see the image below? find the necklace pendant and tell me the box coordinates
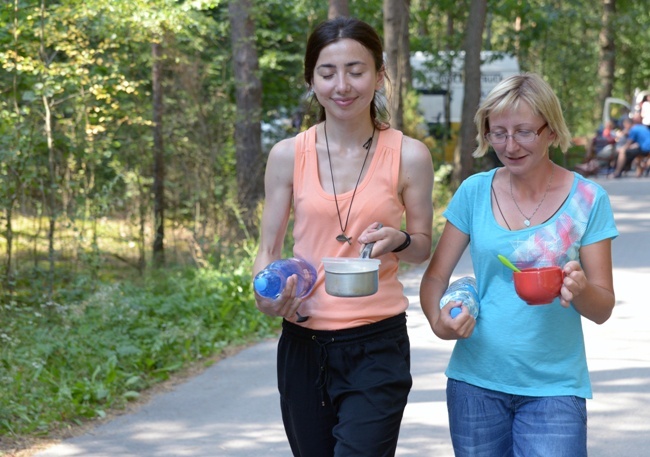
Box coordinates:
[336,233,352,244]
[524,219,531,227]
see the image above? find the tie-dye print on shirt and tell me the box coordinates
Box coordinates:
[510,180,598,270]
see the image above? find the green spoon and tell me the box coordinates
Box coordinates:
[498,254,521,273]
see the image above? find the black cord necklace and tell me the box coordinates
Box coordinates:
[324,122,375,244]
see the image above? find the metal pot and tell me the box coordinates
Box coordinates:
[322,239,381,297]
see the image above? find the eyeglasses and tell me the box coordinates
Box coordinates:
[485,123,548,145]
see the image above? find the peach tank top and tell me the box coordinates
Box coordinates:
[292,125,408,330]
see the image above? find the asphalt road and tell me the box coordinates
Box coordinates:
[34,177,650,457]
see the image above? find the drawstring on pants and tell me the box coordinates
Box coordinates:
[313,335,334,406]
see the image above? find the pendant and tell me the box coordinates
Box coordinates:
[336,233,352,244]
[524,219,531,227]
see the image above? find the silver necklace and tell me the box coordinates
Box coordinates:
[324,122,375,244]
[509,164,554,227]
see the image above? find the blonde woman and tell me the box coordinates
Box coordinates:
[420,73,617,457]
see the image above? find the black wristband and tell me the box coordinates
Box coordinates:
[392,230,411,253]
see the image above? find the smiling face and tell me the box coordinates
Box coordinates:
[487,101,555,173]
[473,73,572,157]
[311,38,384,122]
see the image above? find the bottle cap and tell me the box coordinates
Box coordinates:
[254,277,268,293]
[450,307,462,319]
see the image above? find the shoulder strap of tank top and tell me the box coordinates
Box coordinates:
[293,125,317,192]
[379,127,403,151]
[294,126,318,157]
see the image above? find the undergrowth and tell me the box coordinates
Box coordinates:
[0,245,279,438]
[0,170,452,447]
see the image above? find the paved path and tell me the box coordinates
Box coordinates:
[35,178,650,457]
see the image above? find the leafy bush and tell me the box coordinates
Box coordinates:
[432,163,454,240]
[0,249,279,436]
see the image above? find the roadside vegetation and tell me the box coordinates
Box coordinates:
[0,179,450,454]
[0,235,276,437]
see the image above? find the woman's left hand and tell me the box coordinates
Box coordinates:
[559,260,587,308]
[357,223,403,257]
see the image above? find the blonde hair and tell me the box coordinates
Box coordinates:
[473,72,572,157]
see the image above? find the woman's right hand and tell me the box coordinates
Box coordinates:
[434,300,476,339]
[254,274,306,322]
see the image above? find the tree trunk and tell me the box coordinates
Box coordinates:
[40,0,56,301]
[383,0,411,131]
[152,40,165,267]
[3,206,15,294]
[400,0,412,89]
[229,0,264,234]
[4,0,20,294]
[597,0,616,126]
[454,0,487,187]
[444,13,454,142]
[43,92,56,301]
[137,175,146,275]
[328,0,349,18]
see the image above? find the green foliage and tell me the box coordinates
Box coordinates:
[254,0,316,120]
[0,245,279,436]
[612,0,650,97]
[432,163,453,241]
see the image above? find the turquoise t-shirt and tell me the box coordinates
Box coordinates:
[443,169,618,398]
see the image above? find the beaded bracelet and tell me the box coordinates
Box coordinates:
[392,230,411,253]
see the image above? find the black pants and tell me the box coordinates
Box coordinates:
[622,147,649,172]
[277,313,412,457]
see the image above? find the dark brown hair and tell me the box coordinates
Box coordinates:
[303,17,389,127]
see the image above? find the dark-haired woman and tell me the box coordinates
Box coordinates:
[252,17,434,457]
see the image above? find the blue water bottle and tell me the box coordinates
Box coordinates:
[254,258,317,299]
[439,276,479,319]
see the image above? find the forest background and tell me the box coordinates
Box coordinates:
[1,0,649,453]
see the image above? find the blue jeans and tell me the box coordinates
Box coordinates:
[446,379,587,457]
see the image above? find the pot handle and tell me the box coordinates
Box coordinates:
[360,223,383,259]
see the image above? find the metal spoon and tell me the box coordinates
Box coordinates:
[498,254,521,273]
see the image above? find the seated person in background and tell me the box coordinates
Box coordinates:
[640,95,650,129]
[613,114,650,178]
[593,120,619,162]
[575,120,621,176]
[632,153,650,177]
[602,120,617,140]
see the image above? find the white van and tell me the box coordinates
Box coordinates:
[411,51,520,126]
[602,89,649,127]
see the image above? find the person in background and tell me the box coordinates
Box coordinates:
[639,94,650,129]
[593,119,623,166]
[575,120,619,177]
[420,73,618,457]
[253,17,434,457]
[612,114,650,178]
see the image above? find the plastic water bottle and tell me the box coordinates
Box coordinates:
[254,258,317,299]
[439,276,479,319]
